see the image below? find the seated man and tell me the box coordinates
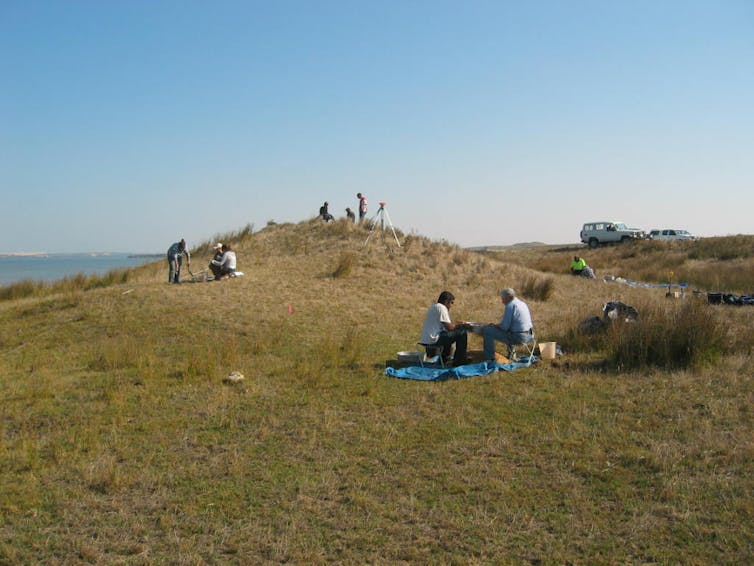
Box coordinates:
[570,256,586,275]
[210,244,237,280]
[482,288,534,361]
[419,291,470,366]
[319,201,334,222]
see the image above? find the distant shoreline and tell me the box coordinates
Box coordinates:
[0,251,48,257]
[0,252,161,258]
[0,253,160,286]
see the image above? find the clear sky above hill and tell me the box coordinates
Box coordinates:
[1,1,752,253]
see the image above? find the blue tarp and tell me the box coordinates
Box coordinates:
[385,358,538,381]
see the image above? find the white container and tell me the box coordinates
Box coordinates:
[539,342,556,360]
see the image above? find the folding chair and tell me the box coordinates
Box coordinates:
[417,342,445,368]
[508,335,537,366]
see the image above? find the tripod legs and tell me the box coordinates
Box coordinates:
[364,207,401,247]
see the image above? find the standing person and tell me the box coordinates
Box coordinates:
[345,207,356,223]
[482,288,534,361]
[356,192,368,223]
[419,291,471,366]
[166,238,191,284]
[210,244,237,281]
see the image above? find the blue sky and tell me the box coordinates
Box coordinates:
[1,1,752,253]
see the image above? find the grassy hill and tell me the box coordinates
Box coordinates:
[1,221,752,563]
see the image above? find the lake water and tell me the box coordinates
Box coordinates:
[0,253,162,285]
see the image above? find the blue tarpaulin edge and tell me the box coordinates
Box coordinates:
[385,358,538,381]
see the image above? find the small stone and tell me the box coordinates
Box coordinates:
[225,371,244,383]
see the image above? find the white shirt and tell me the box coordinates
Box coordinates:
[212,251,236,270]
[420,302,451,344]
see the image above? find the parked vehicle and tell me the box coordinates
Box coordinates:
[580,221,646,248]
[648,229,696,241]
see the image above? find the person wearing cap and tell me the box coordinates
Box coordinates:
[482,288,534,361]
[419,290,472,366]
[210,244,237,281]
[166,238,191,284]
[208,243,224,279]
[345,207,356,223]
[356,192,367,222]
[319,201,334,222]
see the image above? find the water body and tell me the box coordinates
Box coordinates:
[0,253,162,285]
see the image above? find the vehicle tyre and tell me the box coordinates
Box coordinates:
[588,238,599,249]
[621,236,631,243]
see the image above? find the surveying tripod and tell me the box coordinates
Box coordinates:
[364,202,401,247]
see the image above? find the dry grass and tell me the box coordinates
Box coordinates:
[491,236,754,294]
[0,222,752,564]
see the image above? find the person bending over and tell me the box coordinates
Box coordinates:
[210,244,237,280]
[419,291,471,366]
[482,288,534,361]
[166,238,191,284]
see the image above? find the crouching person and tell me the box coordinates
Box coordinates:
[210,244,237,280]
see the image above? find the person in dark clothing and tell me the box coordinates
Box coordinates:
[319,201,334,222]
[166,238,190,284]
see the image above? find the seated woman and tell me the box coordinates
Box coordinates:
[210,244,237,280]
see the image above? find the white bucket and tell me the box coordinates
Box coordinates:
[539,342,556,360]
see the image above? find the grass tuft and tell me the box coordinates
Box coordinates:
[607,301,724,371]
[519,274,555,302]
[332,252,356,278]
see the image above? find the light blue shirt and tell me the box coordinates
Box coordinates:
[500,297,533,333]
[167,242,190,261]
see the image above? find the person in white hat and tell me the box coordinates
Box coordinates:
[208,243,224,279]
[211,244,237,281]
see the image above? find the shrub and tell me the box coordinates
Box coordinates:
[0,279,45,302]
[689,235,754,261]
[332,252,356,278]
[606,301,724,371]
